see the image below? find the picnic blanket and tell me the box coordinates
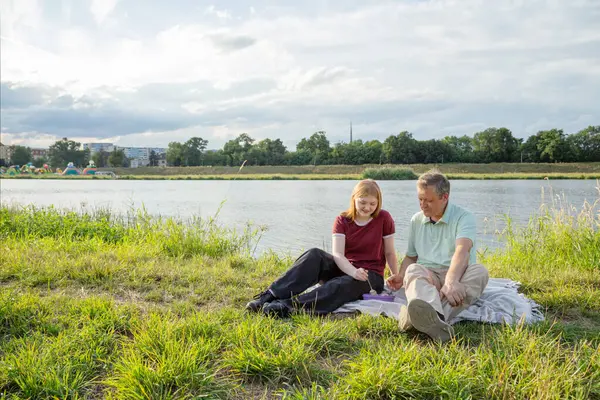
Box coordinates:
[332,278,545,325]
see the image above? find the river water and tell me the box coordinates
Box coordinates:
[1,179,598,256]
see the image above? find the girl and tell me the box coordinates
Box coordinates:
[246,179,400,318]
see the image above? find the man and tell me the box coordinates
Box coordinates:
[387,170,489,342]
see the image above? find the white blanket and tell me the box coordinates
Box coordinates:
[332,278,545,325]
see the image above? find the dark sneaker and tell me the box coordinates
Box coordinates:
[245,290,276,312]
[262,301,291,319]
[407,299,454,342]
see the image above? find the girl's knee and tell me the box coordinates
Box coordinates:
[306,248,326,258]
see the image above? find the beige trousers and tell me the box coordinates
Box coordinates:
[401,263,489,327]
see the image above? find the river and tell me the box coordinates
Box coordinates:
[1,179,597,256]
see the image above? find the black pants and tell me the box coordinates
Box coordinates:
[269,248,384,315]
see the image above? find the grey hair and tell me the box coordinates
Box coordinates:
[417,169,450,197]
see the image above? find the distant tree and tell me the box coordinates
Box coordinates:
[284,150,313,165]
[472,127,520,162]
[296,131,331,165]
[157,125,600,167]
[254,138,287,165]
[536,129,571,162]
[223,138,243,166]
[148,150,158,167]
[91,150,110,168]
[166,142,185,166]
[331,140,378,165]
[364,140,384,164]
[414,139,452,164]
[223,133,255,166]
[183,137,209,166]
[36,156,50,167]
[567,125,600,162]
[48,137,89,167]
[382,131,419,164]
[9,145,32,165]
[520,134,541,162]
[108,149,128,167]
[202,149,228,166]
[442,135,475,163]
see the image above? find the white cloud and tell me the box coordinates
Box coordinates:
[0,0,41,38]
[204,5,232,20]
[90,0,119,25]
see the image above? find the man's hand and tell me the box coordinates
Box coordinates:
[353,268,369,281]
[386,274,403,291]
[440,281,467,307]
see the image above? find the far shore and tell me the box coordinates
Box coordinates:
[2,162,600,180]
[3,173,600,180]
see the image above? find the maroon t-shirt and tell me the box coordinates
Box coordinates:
[332,209,396,276]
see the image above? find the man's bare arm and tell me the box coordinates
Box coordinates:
[440,238,472,306]
[400,255,418,277]
[445,238,472,283]
[386,255,418,290]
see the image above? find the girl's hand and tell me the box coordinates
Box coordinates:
[353,268,369,281]
[386,274,403,290]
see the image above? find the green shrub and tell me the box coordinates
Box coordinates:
[361,167,418,180]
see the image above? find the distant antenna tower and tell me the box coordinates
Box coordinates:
[350,121,353,143]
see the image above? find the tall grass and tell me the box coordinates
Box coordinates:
[100,162,600,177]
[0,204,263,259]
[0,186,599,398]
[361,167,418,180]
[483,184,600,317]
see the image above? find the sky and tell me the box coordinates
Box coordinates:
[1,0,599,151]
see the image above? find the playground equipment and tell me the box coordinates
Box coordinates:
[6,165,20,175]
[35,164,52,174]
[61,162,81,175]
[82,160,97,175]
[0,163,54,176]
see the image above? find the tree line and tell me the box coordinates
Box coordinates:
[167,126,599,166]
[3,126,599,168]
[3,138,128,168]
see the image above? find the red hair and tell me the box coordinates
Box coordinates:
[341,179,382,221]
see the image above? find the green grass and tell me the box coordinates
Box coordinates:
[0,188,599,399]
[4,172,600,181]
[3,162,600,180]
[361,167,418,180]
[103,162,600,176]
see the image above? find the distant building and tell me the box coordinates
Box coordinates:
[118,147,148,160]
[115,146,167,167]
[31,148,48,160]
[0,142,9,163]
[83,142,115,154]
[148,147,167,155]
[157,153,167,167]
[117,147,148,166]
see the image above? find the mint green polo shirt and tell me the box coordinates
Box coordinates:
[405,202,477,269]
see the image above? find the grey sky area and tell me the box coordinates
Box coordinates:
[1,0,599,149]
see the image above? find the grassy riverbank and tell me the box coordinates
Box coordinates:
[3,172,600,181]
[105,162,600,176]
[2,163,600,180]
[1,192,599,398]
